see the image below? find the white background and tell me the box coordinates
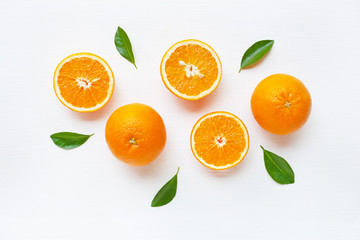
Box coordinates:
[1,0,360,239]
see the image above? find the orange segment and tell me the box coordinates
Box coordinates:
[53,53,114,112]
[190,112,250,170]
[160,39,222,100]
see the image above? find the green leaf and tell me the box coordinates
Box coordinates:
[261,146,294,184]
[239,40,274,72]
[50,132,94,150]
[114,26,137,69]
[151,167,179,207]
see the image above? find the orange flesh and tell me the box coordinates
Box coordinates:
[193,115,247,167]
[57,57,110,108]
[165,44,218,96]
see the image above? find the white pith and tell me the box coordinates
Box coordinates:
[179,60,204,78]
[161,40,222,100]
[54,53,114,112]
[214,135,226,147]
[191,112,249,170]
[76,78,91,89]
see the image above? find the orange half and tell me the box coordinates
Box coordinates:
[160,39,222,100]
[53,53,114,112]
[190,112,250,170]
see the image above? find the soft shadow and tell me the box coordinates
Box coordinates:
[200,156,250,178]
[261,127,304,147]
[175,80,223,112]
[69,91,120,121]
[122,152,168,178]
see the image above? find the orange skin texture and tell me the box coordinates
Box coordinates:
[105,103,166,166]
[251,74,312,135]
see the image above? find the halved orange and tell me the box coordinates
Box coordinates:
[190,112,250,170]
[53,53,114,112]
[160,39,222,100]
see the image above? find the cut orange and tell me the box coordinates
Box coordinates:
[160,39,222,100]
[190,112,250,170]
[53,53,114,112]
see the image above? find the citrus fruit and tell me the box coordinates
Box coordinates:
[105,103,166,166]
[251,74,312,135]
[53,53,114,112]
[160,39,222,100]
[190,112,249,170]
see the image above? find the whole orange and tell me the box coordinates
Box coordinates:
[105,103,166,166]
[251,74,311,135]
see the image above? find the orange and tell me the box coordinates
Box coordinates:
[53,53,114,112]
[160,39,222,100]
[105,103,166,166]
[251,74,312,135]
[190,112,249,170]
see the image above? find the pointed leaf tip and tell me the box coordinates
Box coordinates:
[114,26,137,69]
[239,39,274,72]
[261,146,295,184]
[151,167,179,207]
[50,132,94,150]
